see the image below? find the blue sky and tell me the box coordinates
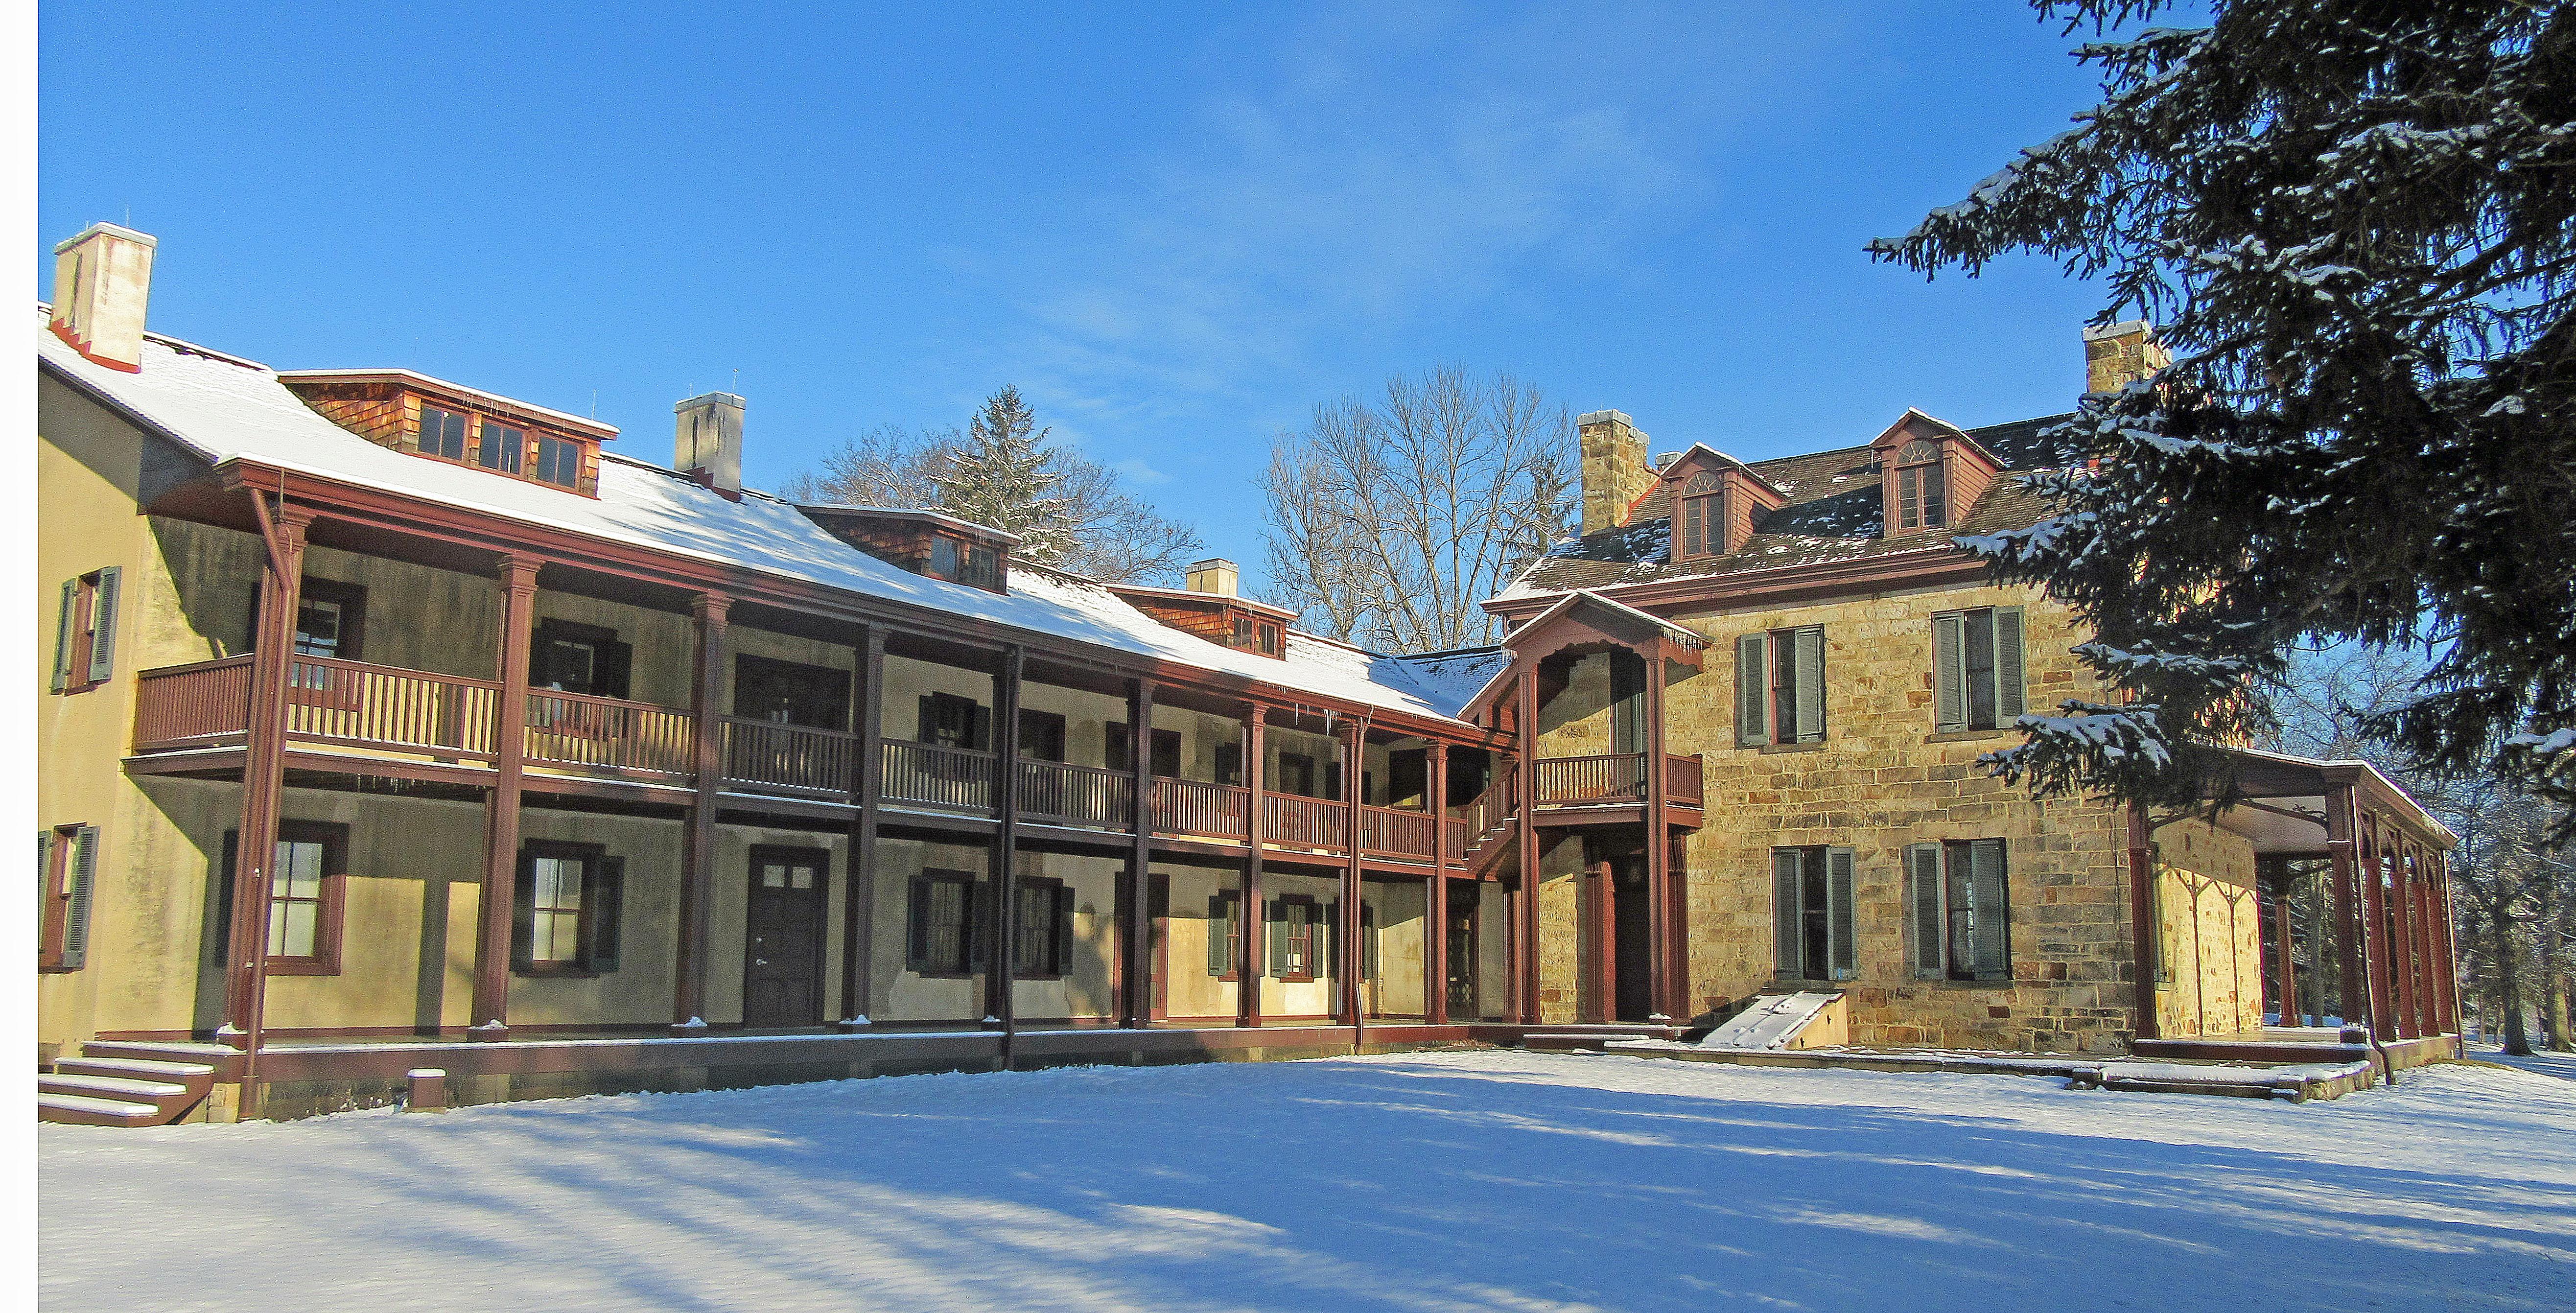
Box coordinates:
[41,3,2138,592]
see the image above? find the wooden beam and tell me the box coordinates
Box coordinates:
[1642,647,1673,1023]
[841,626,885,1029]
[2325,784,2370,1038]
[2125,801,2157,1041]
[470,552,540,1040]
[1342,718,1364,1042]
[1426,743,1449,1027]
[1123,678,1155,1028]
[1239,702,1267,1027]
[672,592,730,1031]
[1515,670,1540,1024]
[222,498,310,1111]
[989,645,1025,1059]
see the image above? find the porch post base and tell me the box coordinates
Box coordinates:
[670,1018,709,1038]
[836,1016,872,1034]
[467,1022,511,1043]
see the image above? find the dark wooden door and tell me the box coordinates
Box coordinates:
[1446,882,1479,1018]
[1148,874,1171,1021]
[743,849,827,1028]
[1614,856,1653,1023]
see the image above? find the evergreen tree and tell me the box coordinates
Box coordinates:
[1870,0,2576,830]
[934,386,1075,562]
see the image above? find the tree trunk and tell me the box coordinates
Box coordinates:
[2492,904,2533,1056]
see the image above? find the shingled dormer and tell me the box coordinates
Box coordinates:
[1869,410,2000,540]
[1109,558,1291,658]
[1653,445,1789,563]
[279,369,616,498]
[799,505,1016,593]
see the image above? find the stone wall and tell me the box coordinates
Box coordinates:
[2152,821,2266,1037]
[1664,580,2141,1054]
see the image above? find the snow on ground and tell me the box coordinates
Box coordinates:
[2467,1041,2576,1084]
[39,1050,2576,1312]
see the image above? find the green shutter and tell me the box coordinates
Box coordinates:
[1321,899,1339,980]
[85,567,120,684]
[584,858,624,971]
[912,876,938,971]
[1737,634,1769,746]
[1206,893,1232,975]
[1267,899,1289,978]
[60,826,98,969]
[510,853,536,972]
[1771,849,1801,978]
[1907,844,1945,979]
[1793,627,1826,743]
[1932,612,1966,732]
[1362,904,1380,981]
[1826,847,1855,980]
[1970,840,2011,981]
[1993,608,2025,722]
[50,580,76,692]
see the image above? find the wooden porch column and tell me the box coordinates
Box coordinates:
[1122,678,1155,1028]
[2324,783,2369,1035]
[1238,702,1267,1027]
[1583,857,1614,1024]
[470,553,541,1039]
[839,626,885,1029]
[2381,820,2417,1040]
[2414,843,2444,1038]
[2433,847,2465,1036]
[2359,814,2396,1038]
[1426,742,1450,1026]
[1342,719,1365,1041]
[2125,801,2158,1041]
[221,498,311,1065]
[988,645,1025,1053]
[672,592,730,1031]
[2270,865,2299,1028]
[1515,669,1541,1025]
[1642,645,1673,1024]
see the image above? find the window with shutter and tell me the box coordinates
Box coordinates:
[1770,849,1800,979]
[1737,634,1769,747]
[61,826,97,970]
[50,580,76,693]
[909,870,977,974]
[1267,899,1292,979]
[1743,627,1826,746]
[1792,628,1826,743]
[86,566,120,684]
[1932,613,1966,732]
[39,825,98,972]
[1206,891,1238,976]
[1361,904,1379,981]
[1013,877,1068,976]
[1931,608,2028,732]
[585,858,625,971]
[1940,839,2011,982]
[1773,845,1853,980]
[1907,844,1945,978]
[1993,608,2025,722]
[1826,848,1856,980]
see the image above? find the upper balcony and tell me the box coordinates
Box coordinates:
[128,653,1533,867]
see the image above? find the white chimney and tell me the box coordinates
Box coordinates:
[1185,558,1240,597]
[675,392,745,500]
[49,223,157,373]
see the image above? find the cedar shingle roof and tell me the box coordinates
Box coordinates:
[1502,414,2078,599]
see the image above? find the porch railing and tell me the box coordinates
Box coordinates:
[132,655,254,750]
[1665,752,1704,807]
[1265,793,1345,849]
[1149,777,1248,841]
[524,689,694,779]
[1360,805,1437,860]
[1020,759,1136,830]
[285,656,497,760]
[1534,752,1648,805]
[721,717,857,798]
[882,740,994,811]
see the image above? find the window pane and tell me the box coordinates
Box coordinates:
[1922,464,1947,527]
[479,422,526,472]
[421,405,468,460]
[1964,609,1997,730]
[281,900,317,957]
[790,867,813,891]
[1897,467,1919,529]
[533,433,580,487]
[762,865,786,889]
[295,599,342,657]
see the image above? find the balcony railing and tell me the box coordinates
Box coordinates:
[127,655,1500,864]
[1530,752,1705,808]
[721,717,857,798]
[881,740,994,812]
[1150,777,1248,841]
[1019,758,1135,830]
[524,689,694,780]
[1665,752,1704,807]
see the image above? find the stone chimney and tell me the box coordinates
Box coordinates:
[1578,409,1656,536]
[48,223,157,373]
[674,392,745,500]
[2083,320,2171,394]
[1185,558,1240,597]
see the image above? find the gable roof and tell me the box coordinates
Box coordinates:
[37,309,1488,725]
[1500,412,2077,602]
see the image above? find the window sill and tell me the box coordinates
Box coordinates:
[513,964,600,979]
[1925,729,2013,745]
[1012,970,1066,982]
[1756,741,1826,755]
[1913,975,2017,989]
[909,968,982,980]
[266,958,342,977]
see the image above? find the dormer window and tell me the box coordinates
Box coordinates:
[1676,472,1725,560]
[1893,439,1947,532]
[420,404,469,461]
[279,371,613,499]
[478,420,527,474]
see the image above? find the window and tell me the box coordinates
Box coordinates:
[50,566,120,694]
[1214,743,1244,788]
[418,403,469,461]
[1205,890,1242,977]
[1893,439,1947,531]
[1932,607,2026,732]
[732,654,850,729]
[1360,903,1380,982]
[1018,709,1068,763]
[1736,626,1825,746]
[476,419,526,474]
[1233,616,1254,646]
[512,843,623,974]
[1908,840,2011,982]
[1013,876,1074,977]
[1268,896,1328,981]
[917,692,989,750]
[1107,723,1182,777]
[532,432,582,488]
[212,822,351,974]
[531,619,630,699]
[1276,752,1317,797]
[907,870,985,975]
[1257,622,1283,657]
[1676,472,1725,560]
[37,824,99,972]
[960,545,1002,591]
[1772,846,1855,981]
[293,580,367,660]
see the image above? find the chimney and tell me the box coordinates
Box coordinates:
[1577,410,1656,536]
[1185,558,1240,597]
[674,392,745,500]
[48,223,157,373]
[2083,320,2171,394]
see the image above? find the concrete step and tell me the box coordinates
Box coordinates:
[38,1094,163,1127]
[56,1057,217,1082]
[42,1073,191,1102]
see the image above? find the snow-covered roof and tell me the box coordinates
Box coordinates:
[38,310,1482,725]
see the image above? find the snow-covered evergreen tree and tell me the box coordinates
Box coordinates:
[1870,0,2575,830]
[933,386,1073,561]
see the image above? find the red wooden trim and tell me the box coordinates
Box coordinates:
[224,498,308,1111]
[472,555,541,1036]
[2126,801,2157,1041]
[1426,743,1450,1026]
[1239,703,1266,1026]
[842,626,886,1025]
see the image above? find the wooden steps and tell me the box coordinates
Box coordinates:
[38,1042,222,1126]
